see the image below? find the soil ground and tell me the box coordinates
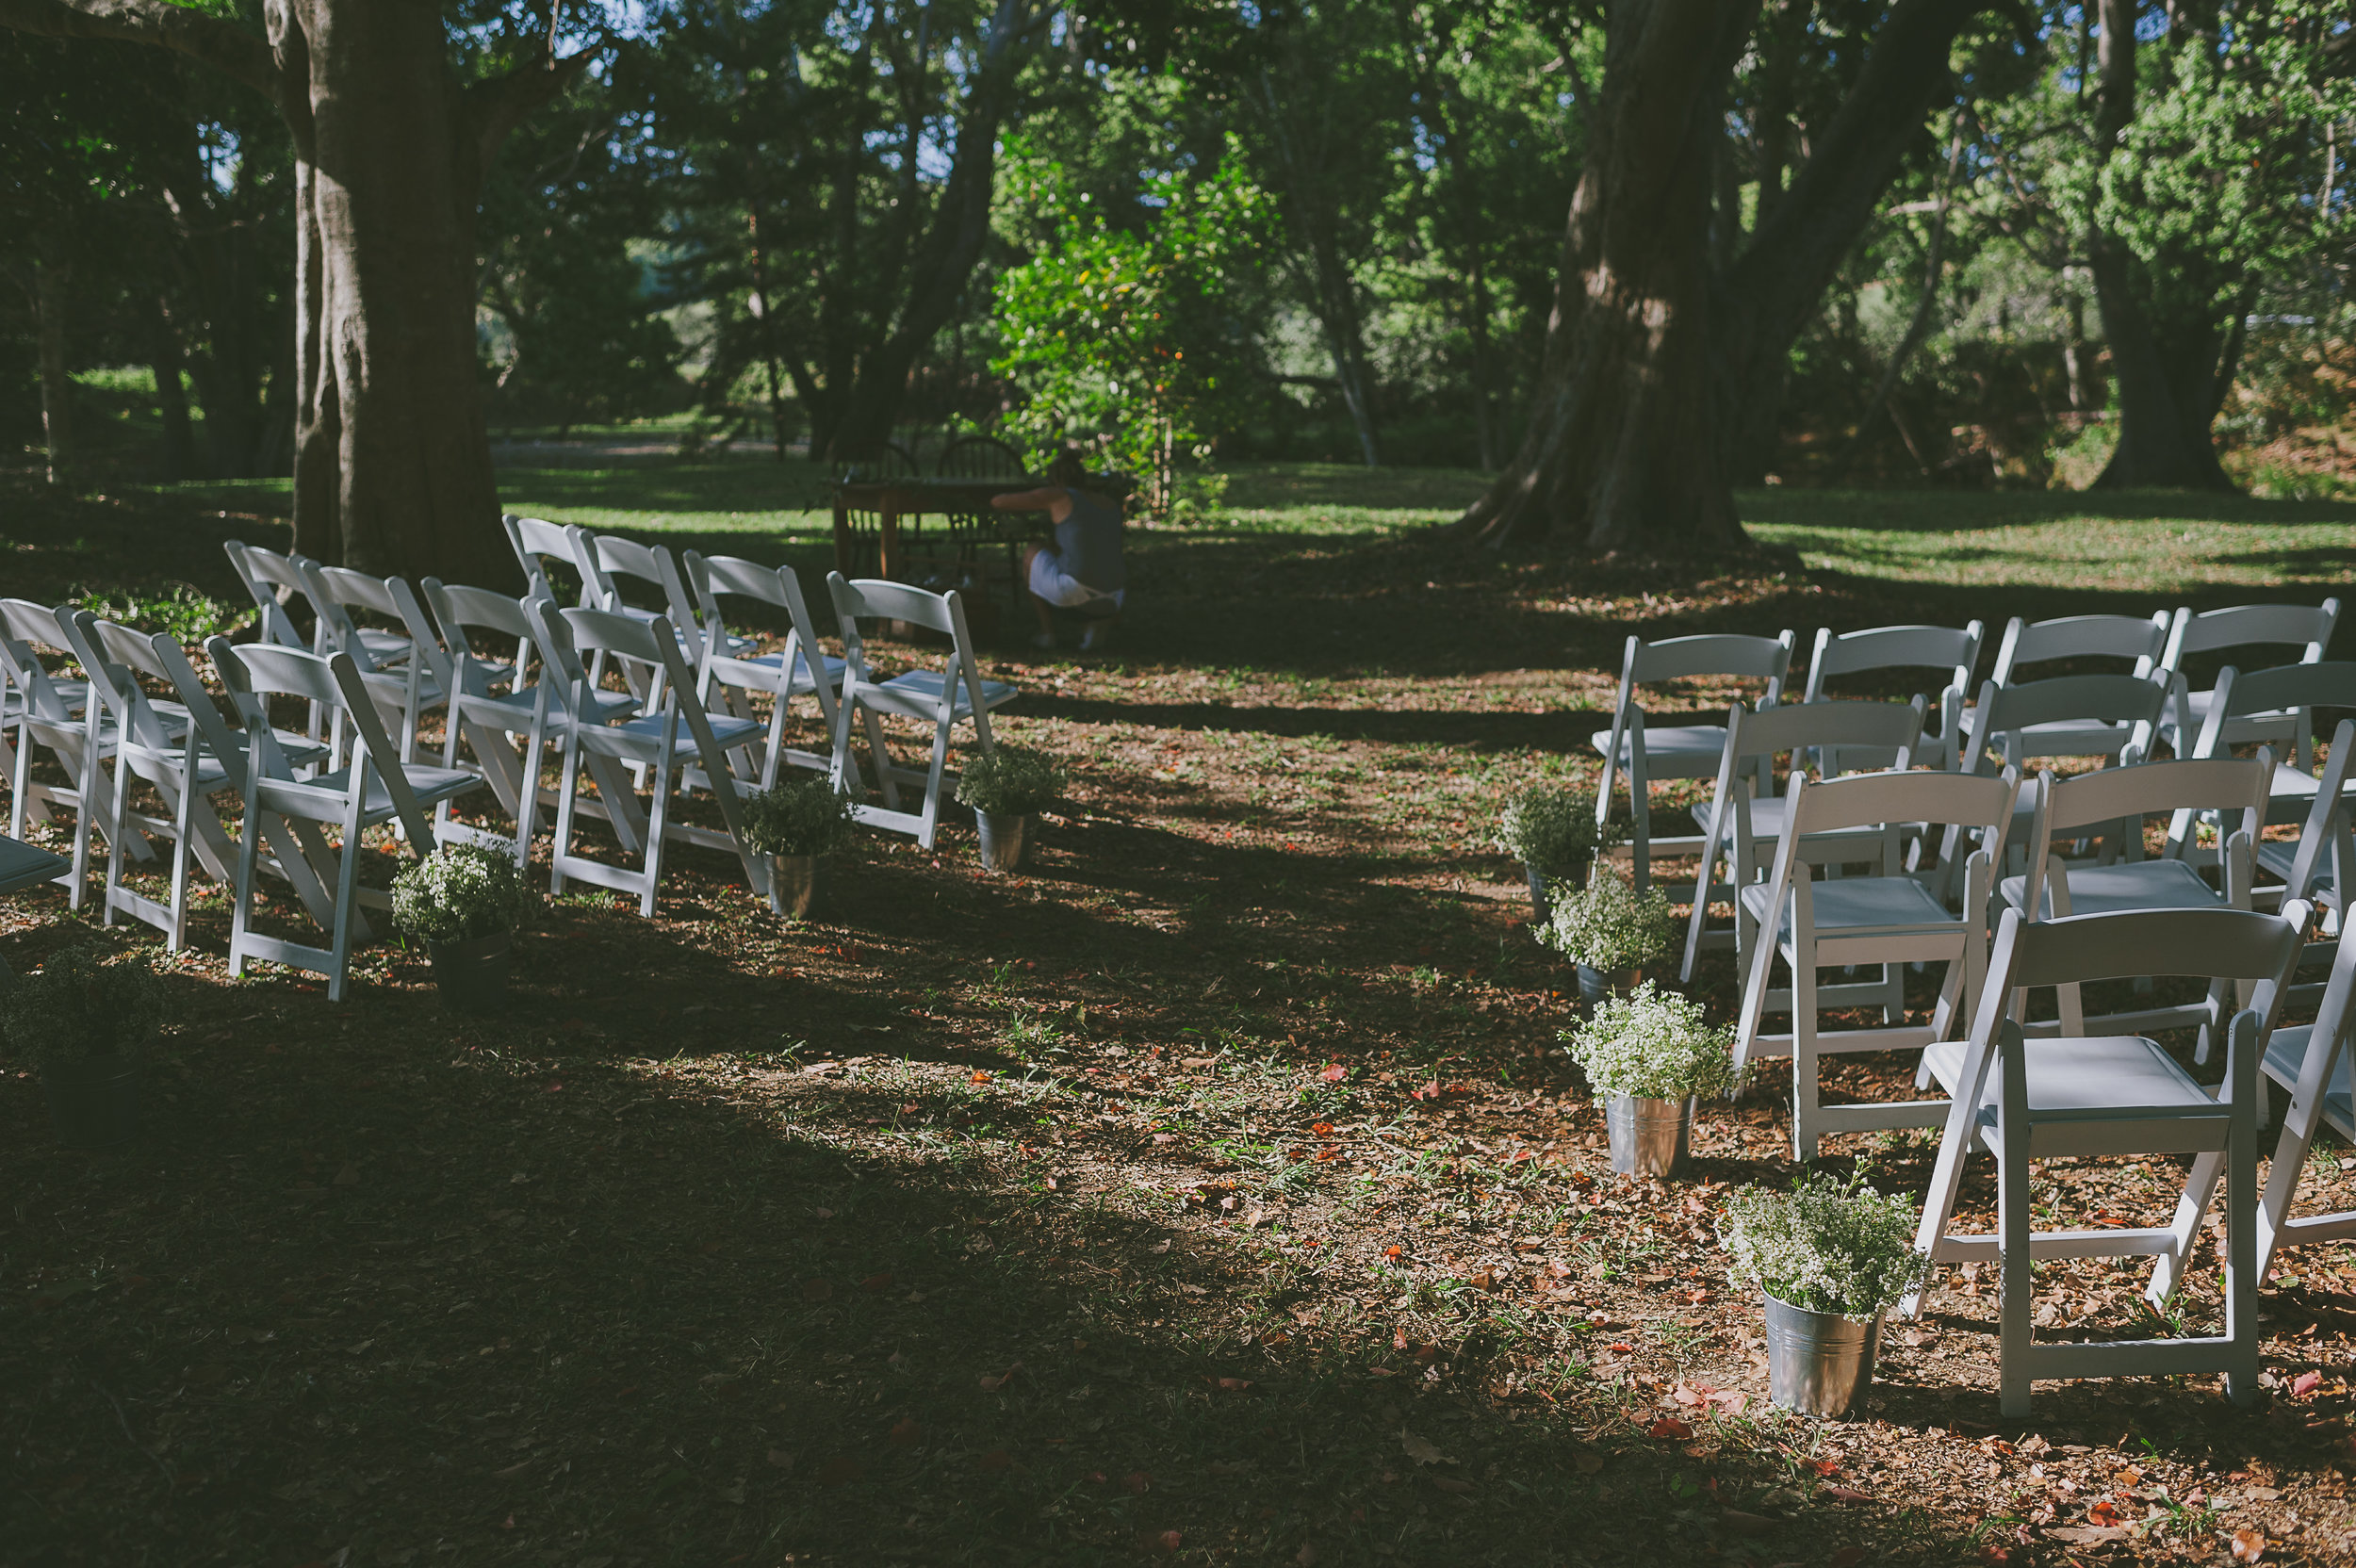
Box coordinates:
[7,466,2356,1567]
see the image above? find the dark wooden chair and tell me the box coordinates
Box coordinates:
[926,434,1032,594]
[834,441,921,579]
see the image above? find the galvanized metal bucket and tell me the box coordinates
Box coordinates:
[976,812,1030,874]
[1525,855,1592,928]
[1762,1294,1882,1418]
[767,854,826,920]
[1578,964,1646,1004]
[1605,1094,1692,1178]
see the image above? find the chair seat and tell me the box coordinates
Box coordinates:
[353,629,413,663]
[1922,1033,2216,1128]
[2013,718,2135,754]
[723,651,849,694]
[304,761,482,819]
[1999,858,2223,919]
[5,680,90,719]
[1741,874,1957,937]
[2254,837,2336,901]
[466,685,637,727]
[2262,1024,2356,1141]
[606,711,764,750]
[0,834,70,894]
[1590,725,1728,776]
[879,670,1019,717]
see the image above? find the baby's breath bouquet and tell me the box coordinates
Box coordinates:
[743,776,859,858]
[1561,982,1740,1102]
[391,844,537,945]
[1494,785,1598,875]
[1719,1170,1928,1318]
[1539,867,1674,972]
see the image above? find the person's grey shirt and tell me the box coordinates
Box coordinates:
[1053,489,1126,595]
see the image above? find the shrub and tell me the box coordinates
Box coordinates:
[1494,785,1599,874]
[1719,1170,1930,1318]
[390,844,537,945]
[956,744,1065,816]
[1539,867,1673,971]
[742,776,859,858]
[1560,982,1739,1102]
[1,944,165,1069]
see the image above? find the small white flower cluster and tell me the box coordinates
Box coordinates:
[1494,784,1597,873]
[1561,982,1740,1102]
[1539,866,1673,971]
[1719,1171,1929,1318]
[391,844,536,945]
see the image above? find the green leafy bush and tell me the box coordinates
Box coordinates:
[391,844,537,944]
[1719,1170,1930,1318]
[1494,784,1599,874]
[742,776,859,858]
[1,944,164,1068]
[1539,867,1673,971]
[956,744,1066,817]
[1560,982,1739,1102]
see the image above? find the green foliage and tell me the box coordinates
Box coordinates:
[76,582,244,645]
[741,776,859,858]
[1493,784,1597,873]
[390,845,538,945]
[1719,1170,1930,1319]
[992,136,1278,519]
[1538,868,1673,972]
[955,744,1065,817]
[1,943,163,1068]
[1560,983,1738,1102]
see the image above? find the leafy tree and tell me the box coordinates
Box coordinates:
[991,134,1276,514]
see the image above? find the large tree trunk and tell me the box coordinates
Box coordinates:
[2086,248,2239,490]
[272,0,506,581]
[32,252,76,488]
[150,297,197,481]
[1458,0,1757,554]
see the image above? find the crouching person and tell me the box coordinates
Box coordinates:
[993,447,1125,651]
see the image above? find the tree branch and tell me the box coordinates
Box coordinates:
[0,0,275,97]
[466,40,610,174]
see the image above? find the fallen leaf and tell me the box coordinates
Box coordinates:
[977,1448,1012,1472]
[815,1456,861,1486]
[1399,1430,1447,1466]
[1829,1549,1867,1568]
[2232,1527,2266,1562]
[1319,1065,1346,1082]
[2292,1370,2323,1398]
[1647,1417,1693,1442]
[1977,1544,2012,1566]
[765,1449,793,1471]
[889,1419,922,1447]
[971,1070,991,1085]
[1149,1530,1182,1556]
[1569,1445,1605,1475]
[1431,1476,1475,1494]
[1148,1239,1171,1254]
[2086,1498,2122,1527]
[1721,1509,1775,1534]
[1122,1470,1151,1494]
[860,1272,893,1294]
[1824,1485,1873,1505]
[1310,1121,1334,1135]
[978,1362,1022,1392]
[1296,1546,1320,1567]
[1210,1377,1254,1393]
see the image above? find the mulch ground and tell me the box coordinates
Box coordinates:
[6,475,2356,1566]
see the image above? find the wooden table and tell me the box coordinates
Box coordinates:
[831,478,1040,583]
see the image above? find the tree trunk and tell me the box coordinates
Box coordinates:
[32,252,76,488]
[150,297,197,481]
[2086,248,2238,490]
[1458,0,1757,554]
[1301,220,1383,468]
[2061,288,2101,413]
[272,0,507,581]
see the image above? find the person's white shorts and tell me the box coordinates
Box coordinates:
[1028,549,1125,612]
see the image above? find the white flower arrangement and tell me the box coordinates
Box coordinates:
[1560,983,1740,1102]
[1539,867,1674,971]
[1494,785,1598,874]
[1719,1170,1930,1318]
[391,844,537,945]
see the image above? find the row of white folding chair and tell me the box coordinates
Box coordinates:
[1909,902,2307,1416]
[685,552,848,792]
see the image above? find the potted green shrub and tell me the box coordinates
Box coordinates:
[1494,784,1599,923]
[955,744,1065,874]
[2,943,164,1148]
[1561,983,1738,1179]
[742,775,859,919]
[1538,866,1675,1002]
[391,843,536,1013]
[1719,1171,1930,1417]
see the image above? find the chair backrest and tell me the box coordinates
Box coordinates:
[1718,695,1926,788]
[1988,904,2305,995]
[2037,755,2272,839]
[1624,631,1796,694]
[504,514,593,606]
[206,638,405,786]
[2194,662,2356,753]
[1782,765,2020,846]
[422,579,540,701]
[827,572,990,724]
[223,539,315,649]
[835,440,920,480]
[2278,718,2356,903]
[685,552,833,692]
[2166,599,2339,668]
[934,434,1030,479]
[557,606,695,694]
[1960,672,2166,772]
[0,598,82,721]
[582,532,703,663]
[1990,612,2172,684]
[1805,622,1984,699]
[69,612,248,772]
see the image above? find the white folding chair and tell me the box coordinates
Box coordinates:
[302,565,453,766]
[574,532,708,703]
[1913,904,2306,1415]
[2004,756,2272,1059]
[1733,767,2018,1160]
[1943,671,2167,900]
[66,612,335,949]
[1591,631,1794,893]
[1980,612,2175,760]
[223,538,316,652]
[206,639,484,1001]
[0,598,139,903]
[827,573,1018,850]
[1679,696,1926,983]
[2252,931,2356,1282]
[544,606,769,916]
[684,552,849,789]
[2160,598,2339,757]
[1802,621,1983,770]
[505,514,595,608]
[2250,717,2356,933]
